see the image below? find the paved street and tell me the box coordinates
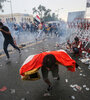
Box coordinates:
[0,31,36,50]
[0,36,90,100]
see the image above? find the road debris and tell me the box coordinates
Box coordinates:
[83,85,86,88]
[85,87,90,91]
[10,89,15,94]
[80,73,82,76]
[88,65,90,70]
[26,91,30,94]
[21,98,26,100]
[65,79,68,83]
[70,84,82,91]
[0,86,7,92]
[71,96,75,99]
[43,92,51,96]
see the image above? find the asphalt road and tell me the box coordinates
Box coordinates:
[0,36,90,100]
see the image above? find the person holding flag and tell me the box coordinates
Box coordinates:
[34,15,45,40]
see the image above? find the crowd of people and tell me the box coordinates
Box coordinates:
[66,23,90,60]
[0,19,90,96]
[4,20,66,38]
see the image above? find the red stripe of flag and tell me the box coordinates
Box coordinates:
[36,15,40,20]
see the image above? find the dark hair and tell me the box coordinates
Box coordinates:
[0,22,3,26]
[73,47,79,54]
[74,36,79,42]
[42,54,56,68]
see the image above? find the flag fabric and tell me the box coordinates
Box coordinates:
[86,0,90,7]
[20,50,76,77]
[34,15,41,24]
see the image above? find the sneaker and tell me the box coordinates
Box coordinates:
[6,58,11,63]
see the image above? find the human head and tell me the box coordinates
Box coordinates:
[73,47,79,54]
[74,36,79,42]
[42,54,56,69]
[0,22,3,28]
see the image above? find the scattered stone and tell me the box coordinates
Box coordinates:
[80,73,82,76]
[21,98,26,100]
[88,65,90,70]
[78,67,81,70]
[10,89,15,94]
[83,85,86,88]
[80,58,90,64]
[73,88,77,91]
[83,74,86,77]
[65,79,68,83]
[26,91,30,94]
[86,87,90,91]
[71,96,75,99]
[43,92,51,96]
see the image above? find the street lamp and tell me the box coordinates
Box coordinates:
[7,0,13,21]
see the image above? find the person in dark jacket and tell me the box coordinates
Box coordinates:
[0,22,21,60]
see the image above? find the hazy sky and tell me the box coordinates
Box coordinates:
[1,0,87,21]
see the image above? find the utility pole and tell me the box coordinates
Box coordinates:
[7,0,13,21]
[10,0,13,20]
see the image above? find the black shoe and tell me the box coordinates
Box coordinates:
[47,85,52,91]
[76,63,79,68]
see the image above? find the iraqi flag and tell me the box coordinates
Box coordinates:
[34,15,41,24]
[20,50,76,81]
[86,0,90,7]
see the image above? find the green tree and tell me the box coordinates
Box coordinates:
[32,5,51,20]
[32,7,38,14]
[32,5,58,22]
[0,0,6,10]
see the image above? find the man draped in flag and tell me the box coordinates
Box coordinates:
[20,50,78,92]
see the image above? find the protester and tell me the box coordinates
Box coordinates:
[71,36,82,56]
[0,22,21,61]
[20,50,78,91]
[67,36,82,56]
[41,54,60,91]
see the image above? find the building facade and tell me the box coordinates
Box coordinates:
[0,13,33,24]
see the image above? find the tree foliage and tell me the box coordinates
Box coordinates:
[32,5,58,22]
[0,0,6,10]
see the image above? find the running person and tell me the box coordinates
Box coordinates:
[0,22,21,60]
